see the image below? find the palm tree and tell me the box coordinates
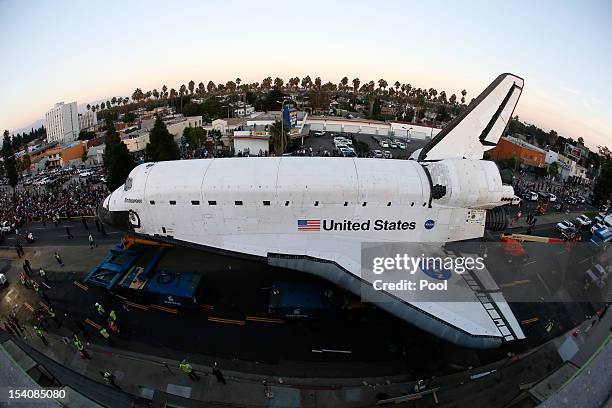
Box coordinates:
[378,79,388,93]
[198,82,205,94]
[111,97,117,106]
[273,77,283,90]
[269,120,289,155]
[188,80,195,94]
[394,81,401,91]
[461,89,467,104]
[340,76,348,91]
[86,104,91,111]
[152,89,159,99]
[123,97,129,106]
[236,78,241,87]
[162,85,168,98]
[352,78,360,93]
[207,81,216,93]
[262,77,272,90]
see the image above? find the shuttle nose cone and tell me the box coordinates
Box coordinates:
[97,198,131,232]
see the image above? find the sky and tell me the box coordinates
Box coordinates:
[0,0,610,150]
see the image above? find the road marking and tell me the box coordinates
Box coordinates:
[149,304,178,314]
[85,318,102,330]
[73,281,88,291]
[523,261,536,267]
[199,304,215,310]
[521,317,539,325]
[537,273,552,295]
[311,348,352,354]
[41,282,51,289]
[500,279,531,288]
[24,302,34,312]
[124,301,149,310]
[246,316,284,324]
[208,316,245,326]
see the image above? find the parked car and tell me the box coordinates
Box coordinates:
[556,220,576,234]
[0,221,13,233]
[0,273,8,289]
[585,264,610,289]
[313,131,325,137]
[548,193,557,202]
[577,196,586,204]
[574,215,592,229]
[511,196,522,206]
[372,150,383,158]
[565,196,577,205]
[383,150,392,159]
[590,222,606,234]
[379,140,389,148]
[523,192,538,201]
[397,141,406,150]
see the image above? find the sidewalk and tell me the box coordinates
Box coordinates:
[508,209,586,230]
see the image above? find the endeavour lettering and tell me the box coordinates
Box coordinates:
[124,198,143,204]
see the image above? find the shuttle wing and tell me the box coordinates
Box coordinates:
[418,73,524,161]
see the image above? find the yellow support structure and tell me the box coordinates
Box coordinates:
[122,234,174,249]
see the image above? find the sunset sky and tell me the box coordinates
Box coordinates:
[0,0,610,150]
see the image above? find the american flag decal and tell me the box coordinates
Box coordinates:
[297,219,321,231]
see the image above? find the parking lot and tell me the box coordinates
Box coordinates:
[300,131,429,159]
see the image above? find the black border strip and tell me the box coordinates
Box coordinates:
[418,73,524,161]
[478,84,521,144]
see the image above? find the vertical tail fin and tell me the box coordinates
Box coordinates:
[418,73,524,161]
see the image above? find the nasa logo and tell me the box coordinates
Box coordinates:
[424,219,435,230]
[421,265,452,281]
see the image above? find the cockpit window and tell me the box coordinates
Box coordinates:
[124,177,133,191]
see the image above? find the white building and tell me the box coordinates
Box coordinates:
[233,130,269,156]
[78,110,97,130]
[45,102,79,144]
[121,130,150,153]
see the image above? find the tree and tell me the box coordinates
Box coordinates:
[272,77,283,90]
[103,117,135,191]
[268,120,290,155]
[162,85,168,98]
[593,146,612,205]
[188,80,195,94]
[79,130,96,141]
[1,130,18,189]
[207,81,216,93]
[577,137,584,145]
[197,82,205,94]
[145,116,180,162]
[340,76,349,90]
[548,161,559,178]
[183,127,207,149]
[352,77,360,93]
[461,89,467,104]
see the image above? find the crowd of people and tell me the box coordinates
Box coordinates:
[0,181,108,228]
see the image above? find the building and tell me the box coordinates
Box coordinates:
[165,116,204,142]
[121,130,149,153]
[233,130,269,156]
[45,102,79,144]
[230,102,255,117]
[212,118,247,136]
[78,110,97,130]
[86,144,105,166]
[43,141,86,168]
[489,135,546,167]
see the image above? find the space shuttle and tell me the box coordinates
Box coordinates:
[100,73,526,348]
